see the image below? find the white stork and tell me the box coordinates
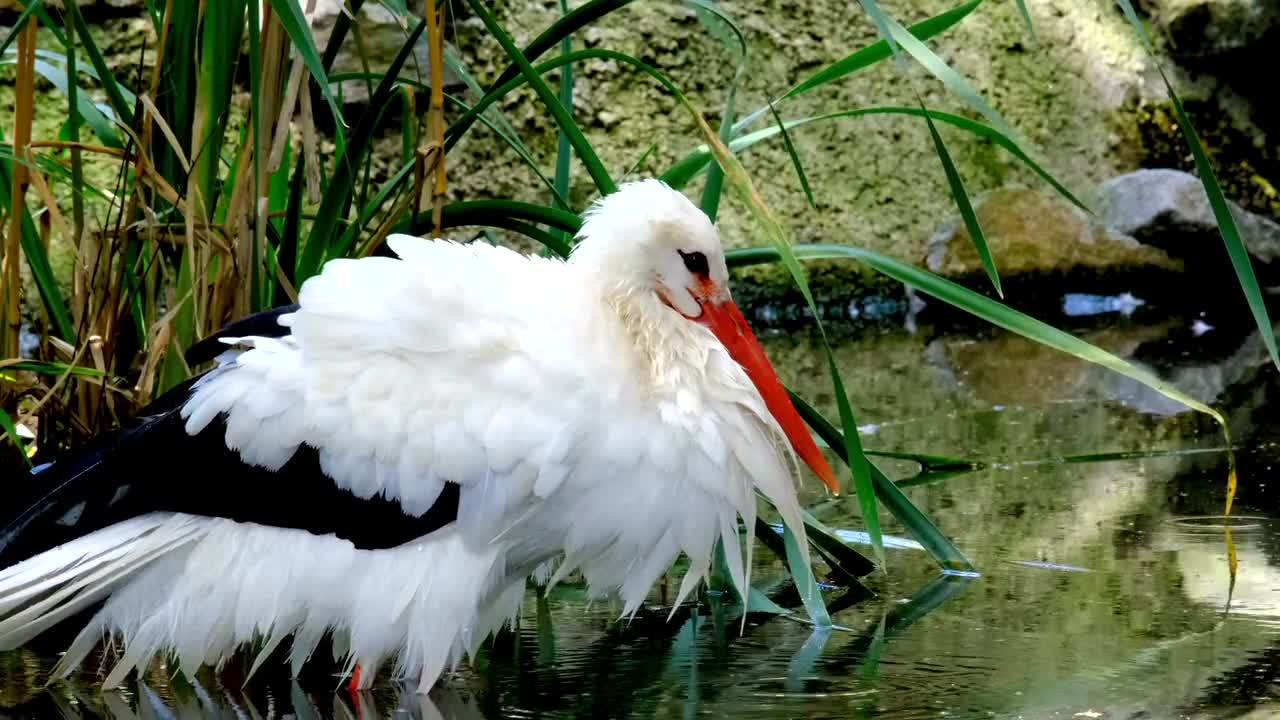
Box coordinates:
[0,179,839,692]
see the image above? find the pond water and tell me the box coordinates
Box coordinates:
[2,311,1279,719]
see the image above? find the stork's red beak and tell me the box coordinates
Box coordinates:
[695,291,842,495]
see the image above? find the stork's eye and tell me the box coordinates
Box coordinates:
[679,250,709,276]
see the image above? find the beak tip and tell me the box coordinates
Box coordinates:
[817,464,842,496]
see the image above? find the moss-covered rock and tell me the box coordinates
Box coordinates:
[927,186,1183,278]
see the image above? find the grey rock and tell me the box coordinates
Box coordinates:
[1097,168,1280,265]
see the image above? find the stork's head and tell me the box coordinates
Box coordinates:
[572,179,841,495]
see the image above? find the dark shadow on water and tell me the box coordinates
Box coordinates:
[0,573,973,720]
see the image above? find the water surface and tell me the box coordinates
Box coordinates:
[3,316,1278,719]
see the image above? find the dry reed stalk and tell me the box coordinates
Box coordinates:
[426,0,447,236]
[3,15,37,359]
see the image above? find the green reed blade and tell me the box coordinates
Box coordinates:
[1114,0,1278,370]
[789,392,974,572]
[859,0,1017,141]
[782,515,832,627]
[767,101,816,209]
[464,0,616,195]
[268,0,347,145]
[0,408,31,468]
[865,449,982,473]
[733,0,984,132]
[1015,0,1036,41]
[620,143,659,182]
[802,512,877,578]
[0,1,42,57]
[401,200,579,257]
[554,0,575,228]
[685,0,748,221]
[730,244,1227,425]
[3,360,106,377]
[298,19,426,281]
[0,130,74,341]
[923,103,1000,296]
[662,106,1086,211]
[445,0,634,144]
[63,0,134,125]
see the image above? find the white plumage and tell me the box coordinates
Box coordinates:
[0,180,839,691]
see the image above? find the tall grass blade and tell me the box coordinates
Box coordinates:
[318,0,364,72]
[828,354,883,564]
[1014,0,1036,41]
[246,0,265,313]
[790,392,974,572]
[553,0,576,232]
[404,201,578,256]
[730,244,1228,424]
[856,0,903,59]
[298,19,427,280]
[1114,0,1155,47]
[445,0,633,143]
[63,3,85,264]
[276,155,306,306]
[733,0,983,132]
[755,515,874,590]
[745,586,790,615]
[662,106,1086,211]
[333,75,570,208]
[923,105,1000,296]
[858,0,1018,140]
[767,102,816,209]
[1113,0,1278,370]
[801,513,877,577]
[463,0,616,195]
[268,0,347,143]
[866,449,981,473]
[27,46,139,103]
[782,518,832,627]
[0,140,74,343]
[0,408,31,468]
[0,1,42,57]
[63,1,134,125]
[442,46,539,171]
[787,628,832,690]
[621,142,658,181]
[662,58,882,571]
[4,13,36,359]
[685,0,748,220]
[0,360,107,377]
[24,59,123,148]
[199,0,250,204]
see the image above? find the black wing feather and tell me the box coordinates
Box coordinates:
[2,307,459,568]
[184,304,300,367]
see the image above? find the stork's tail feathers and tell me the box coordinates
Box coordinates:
[0,511,521,689]
[0,514,212,679]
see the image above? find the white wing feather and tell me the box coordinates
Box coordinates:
[3,186,812,691]
[180,234,796,612]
